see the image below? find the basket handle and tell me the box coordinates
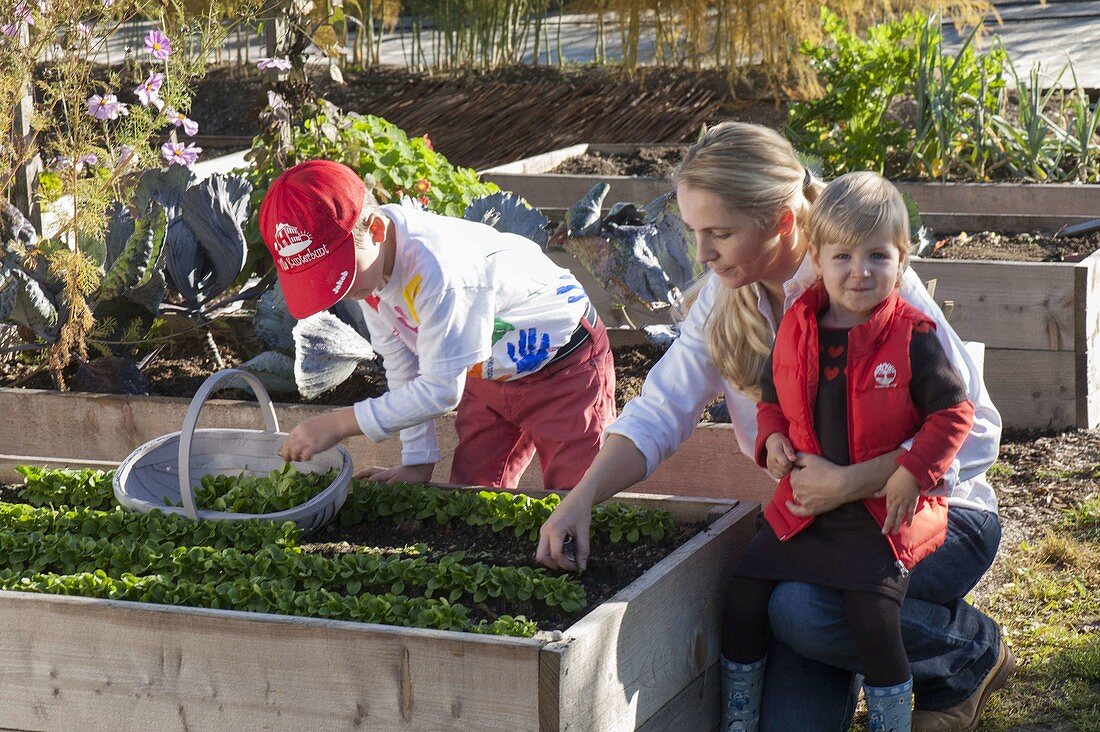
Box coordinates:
[178,369,281,520]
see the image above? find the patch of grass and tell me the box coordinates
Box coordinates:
[1036,464,1100,481]
[1065,495,1100,539]
[985,462,1016,481]
[979,501,1100,730]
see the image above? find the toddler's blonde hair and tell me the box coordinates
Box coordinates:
[676,122,824,399]
[807,171,910,275]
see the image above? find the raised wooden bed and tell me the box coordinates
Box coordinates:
[482,144,1100,430]
[0,387,778,507]
[0,460,756,731]
[479,143,1100,235]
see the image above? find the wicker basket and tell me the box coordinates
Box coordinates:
[113,369,352,532]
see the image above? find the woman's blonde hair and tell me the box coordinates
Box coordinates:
[807,171,910,274]
[676,122,824,399]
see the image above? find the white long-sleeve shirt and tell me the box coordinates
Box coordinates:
[606,257,1002,513]
[352,204,591,466]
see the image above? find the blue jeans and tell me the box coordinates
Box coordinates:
[759,506,1002,729]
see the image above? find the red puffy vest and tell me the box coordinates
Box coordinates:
[756,282,948,570]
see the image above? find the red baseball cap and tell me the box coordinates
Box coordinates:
[259,159,366,319]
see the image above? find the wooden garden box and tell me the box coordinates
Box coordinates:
[480,145,1100,429]
[0,454,757,731]
[0,388,779,506]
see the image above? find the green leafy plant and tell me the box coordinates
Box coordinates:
[243,99,498,273]
[787,9,1100,183]
[340,480,676,544]
[15,465,117,511]
[184,464,336,514]
[2,466,684,636]
[0,0,228,384]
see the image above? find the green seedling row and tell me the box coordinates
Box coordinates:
[340,480,676,543]
[0,529,586,612]
[0,569,537,637]
[0,501,299,551]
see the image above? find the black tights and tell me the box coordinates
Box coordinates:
[721,576,911,687]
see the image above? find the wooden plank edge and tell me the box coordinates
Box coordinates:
[635,662,720,732]
[538,644,564,732]
[0,588,546,648]
[478,144,590,175]
[557,502,756,639]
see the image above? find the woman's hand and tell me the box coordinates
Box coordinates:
[786,450,904,517]
[355,463,435,484]
[535,435,648,572]
[536,489,593,571]
[785,453,850,516]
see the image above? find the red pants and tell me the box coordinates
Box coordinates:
[450,317,616,491]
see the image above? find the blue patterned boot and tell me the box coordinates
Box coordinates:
[720,655,765,732]
[865,678,913,732]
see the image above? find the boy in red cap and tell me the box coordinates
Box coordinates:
[259,159,615,490]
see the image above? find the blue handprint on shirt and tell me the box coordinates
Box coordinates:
[507,327,552,374]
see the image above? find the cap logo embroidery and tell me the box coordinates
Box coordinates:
[873,362,897,388]
[273,222,330,272]
[274,222,313,257]
[332,270,348,293]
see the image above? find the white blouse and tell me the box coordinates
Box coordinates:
[605,257,1001,513]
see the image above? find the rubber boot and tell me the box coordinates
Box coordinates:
[865,678,913,732]
[720,655,765,732]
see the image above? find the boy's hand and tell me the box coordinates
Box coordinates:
[280,409,358,462]
[875,466,920,535]
[765,433,797,479]
[355,463,435,484]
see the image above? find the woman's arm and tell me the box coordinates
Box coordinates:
[898,268,1002,484]
[536,435,648,571]
[602,276,734,477]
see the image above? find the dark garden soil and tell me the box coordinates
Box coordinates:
[301,512,705,632]
[924,230,1100,263]
[0,316,665,414]
[545,149,1100,262]
[552,145,686,178]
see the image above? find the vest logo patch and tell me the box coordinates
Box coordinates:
[873,362,897,388]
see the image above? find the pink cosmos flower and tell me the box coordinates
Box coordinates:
[144,29,171,59]
[257,57,292,71]
[134,72,164,109]
[1,1,34,35]
[164,108,198,136]
[86,93,128,121]
[161,141,202,167]
[115,145,136,171]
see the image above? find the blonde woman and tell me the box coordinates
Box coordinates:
[536,123,1012,730]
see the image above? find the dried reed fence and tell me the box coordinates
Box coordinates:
[315,66,782,168]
